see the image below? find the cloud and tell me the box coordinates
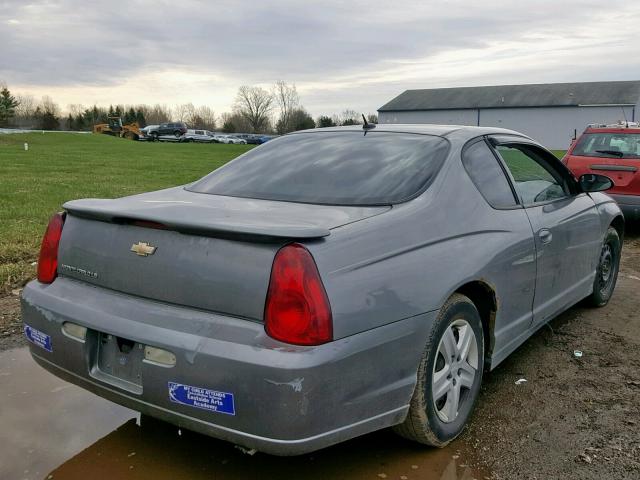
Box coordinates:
[1,0,639,116]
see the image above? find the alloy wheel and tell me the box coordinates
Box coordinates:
[432,319,479,423]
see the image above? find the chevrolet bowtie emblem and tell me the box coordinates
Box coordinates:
[130,242,157,257]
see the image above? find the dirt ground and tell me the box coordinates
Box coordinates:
[464,228,640,479]
[0,291,24,351]
[2,230,639,479]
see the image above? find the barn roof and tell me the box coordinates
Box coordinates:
[378,81,640,112]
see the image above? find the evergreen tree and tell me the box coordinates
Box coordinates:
[290,108,315,131]
[124,107,136,124]
[135,109,146,127]
[222,120,235,133]
[317,115,336,128]
[75,113,86,130]
[0,86,19,126]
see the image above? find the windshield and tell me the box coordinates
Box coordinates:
[188,131,450,205]
[574,133,640,158]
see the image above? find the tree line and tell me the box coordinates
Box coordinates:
[0,81,377,134]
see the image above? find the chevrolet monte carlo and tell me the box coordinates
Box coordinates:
[22,124,623,455]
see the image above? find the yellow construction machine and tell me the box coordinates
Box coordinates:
[93,116,145,140]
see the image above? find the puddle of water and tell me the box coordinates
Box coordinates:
[1,347,491,480]
[0,347,136,480]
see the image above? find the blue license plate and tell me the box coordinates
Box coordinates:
[24,325,52,352]
[168,382,235,416]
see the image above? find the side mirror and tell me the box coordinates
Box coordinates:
[579,173,613,193]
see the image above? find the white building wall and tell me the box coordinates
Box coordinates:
[479,106,635,150]
[379,109,478,126]
[379,105,636,150]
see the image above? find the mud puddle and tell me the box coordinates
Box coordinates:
[1,347,490,480]
[0,347,135,480]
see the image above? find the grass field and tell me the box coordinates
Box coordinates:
[0,132,566,293]
[0,133,252,292]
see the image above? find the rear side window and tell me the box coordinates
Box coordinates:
[573,133,640,158]
[188,131,450,205]
[462,140,517,208]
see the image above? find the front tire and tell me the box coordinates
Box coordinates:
[393,293,484,447]
[588,226,621,307]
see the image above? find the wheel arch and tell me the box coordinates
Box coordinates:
[453,280,497,369]
[610,214,625,240]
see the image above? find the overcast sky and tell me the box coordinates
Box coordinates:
[2,0,640,117]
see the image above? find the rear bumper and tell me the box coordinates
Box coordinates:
[21,278,434,455]
[609,194,640,221]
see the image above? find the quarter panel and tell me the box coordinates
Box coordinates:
[308,150,537,350]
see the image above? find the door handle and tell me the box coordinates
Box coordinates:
[538,229,552,244]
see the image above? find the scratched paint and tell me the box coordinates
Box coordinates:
[264,377,304,392]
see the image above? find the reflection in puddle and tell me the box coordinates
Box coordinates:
[1,347,490,480]
[0,348,135,480]
[49,418,488,480]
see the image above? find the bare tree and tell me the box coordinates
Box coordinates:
[233,85,274,133]
[339,109,361,126]
[141,104,172,125]
[174,103,195,123]
[38,96,60,130]
[14,94,36,127]
[190,106,217,130]
[273,80,299,134]
[220,111,252,133]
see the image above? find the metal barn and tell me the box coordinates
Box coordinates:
[377,81,640,150]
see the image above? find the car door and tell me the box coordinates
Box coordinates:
[489,137,602,328]
[461,138,537,360]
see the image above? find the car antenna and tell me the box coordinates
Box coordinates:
[362,114,376,135]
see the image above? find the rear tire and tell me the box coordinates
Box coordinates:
[588,227,621,307]
[393,293,484,447]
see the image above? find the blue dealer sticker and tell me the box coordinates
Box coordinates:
[168,382,235,416]
[24,325,52,352]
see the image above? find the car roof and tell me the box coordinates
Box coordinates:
[584,127,640,134]
[292,124,531,142]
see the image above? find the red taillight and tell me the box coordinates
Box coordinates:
[37,212,65,284]
[265,243,333,346]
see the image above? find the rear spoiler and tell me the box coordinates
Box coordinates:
[63,198,331,240]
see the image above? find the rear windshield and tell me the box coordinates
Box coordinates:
[574,133,640,159]
[187,131,450,205]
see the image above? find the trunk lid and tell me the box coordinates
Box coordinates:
[58,187,389,320]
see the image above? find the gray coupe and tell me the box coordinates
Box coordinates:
[22,124,623,455]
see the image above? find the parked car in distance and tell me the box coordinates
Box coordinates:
[145,122,188,140]
[563,122,640,220]
[137,125,158,140]
[233,134,263,144]
[23,124,623,456]
[218,135,247,144]
[184,129,217,143]
[256,135,274,144]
